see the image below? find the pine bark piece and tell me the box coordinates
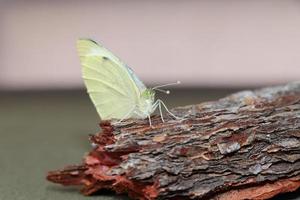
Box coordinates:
[47,82,300,200]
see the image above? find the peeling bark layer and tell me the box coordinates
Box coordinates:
[47,82,300,199]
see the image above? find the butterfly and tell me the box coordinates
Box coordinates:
[77,39,180,126]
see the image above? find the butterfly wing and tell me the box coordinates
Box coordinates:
[126,66,147,92]
[77,39,143,120]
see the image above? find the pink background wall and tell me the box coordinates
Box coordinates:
[0,0,299,89]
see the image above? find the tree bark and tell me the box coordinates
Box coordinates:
[47,82,300,200]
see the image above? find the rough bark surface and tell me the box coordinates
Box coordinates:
[47,82,300,200]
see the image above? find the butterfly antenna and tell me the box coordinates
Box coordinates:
[152,81,181,90]
[154,88,170,94]
[152,81,180,95]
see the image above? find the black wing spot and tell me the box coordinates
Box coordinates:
[78,38,98,45]
[88,39,98,45]
[103,56,109,60]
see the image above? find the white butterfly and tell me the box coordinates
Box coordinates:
[77,39,180,126]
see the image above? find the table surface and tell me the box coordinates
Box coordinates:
[1,88,299,200]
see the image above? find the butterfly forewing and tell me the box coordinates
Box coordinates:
[77,39,145,120]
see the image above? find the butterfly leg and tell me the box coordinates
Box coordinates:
[148,115,152,127]
[157,99,182,120]
[158,101,165,122]
[152,100,164,123]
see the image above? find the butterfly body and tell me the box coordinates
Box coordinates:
[77,39,178,124]
[134,89,155,119]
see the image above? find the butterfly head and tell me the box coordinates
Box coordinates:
[141,89,155,101]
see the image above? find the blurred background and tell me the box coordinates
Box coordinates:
[0,1,299,200]
[1,0,300,90]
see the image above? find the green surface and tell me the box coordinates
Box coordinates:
[1,88,299,200]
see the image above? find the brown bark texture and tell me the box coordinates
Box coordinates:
[47,82,300,200]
